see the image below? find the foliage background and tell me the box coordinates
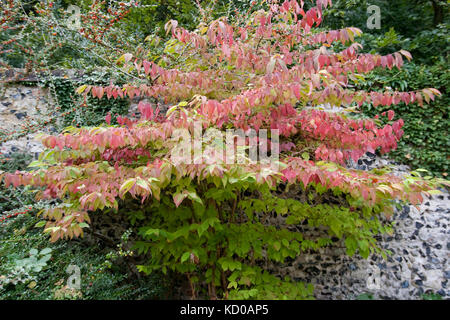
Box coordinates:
[320,0,449,177]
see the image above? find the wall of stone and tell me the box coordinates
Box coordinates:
[269,156,450,299]
[270,191,449,299]
[1,80,448,300]
[0,83,54,158]
[0,69,84,158]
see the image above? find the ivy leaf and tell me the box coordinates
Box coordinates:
[273,241,281,251]
[358,239,370,259]
[345,237,357,256]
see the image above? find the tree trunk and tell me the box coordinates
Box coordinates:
[431,0,444,26]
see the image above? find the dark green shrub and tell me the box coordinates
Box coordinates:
[357,61,449,177]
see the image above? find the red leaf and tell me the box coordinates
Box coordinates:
[387,110,395,121]
[105,112,111,125]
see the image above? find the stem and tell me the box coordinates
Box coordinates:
[230,196,237,224]
[187,273,196,300]
[431,0,444,26]
[221,269,229,299]
[210,265,217,300]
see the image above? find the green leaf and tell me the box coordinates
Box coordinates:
[39,255,51,263]
[358,239,370,259]
[144,228,160,237]
[28,160,45,168]
[187,191,203,205]
[197,222,209,237]
[273,241,281,251]
[34,221,46,228]
[40,248,52,255]
[119,178,136,198]
[166,105,178,116]
[181,252,190,263]
[227,281,237,289]
[345,237,358,256]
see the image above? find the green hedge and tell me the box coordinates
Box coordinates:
[357,61,449,178]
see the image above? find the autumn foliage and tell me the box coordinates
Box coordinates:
[2,0,448,299]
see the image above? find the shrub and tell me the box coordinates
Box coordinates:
[0,152,35,214]
[2,0,448,300]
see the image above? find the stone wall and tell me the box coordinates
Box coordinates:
[0,69,84,158]
[0,83,54,158]
[270,191,449,299]
[269,155,450,299]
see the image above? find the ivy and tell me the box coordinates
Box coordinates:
[39,71,130,129]
[357,61,449,178]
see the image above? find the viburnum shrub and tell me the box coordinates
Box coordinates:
[2,0,448,299]
[0,0,137,144]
